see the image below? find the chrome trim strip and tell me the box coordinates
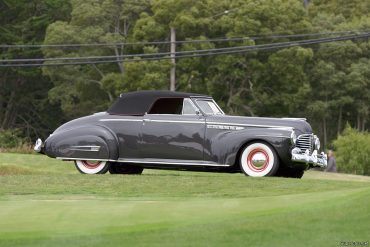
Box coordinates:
[255,134,289,138]
[206,121,290,129]
[146,114,185,116]
[56,157,115,162]
[101,119,293,128]
[71,145,100,148]
[207,124,245,130]
[56,157,230,167]
[100,118,203,124]
[118,158,230,167]
[100,118,293,128]
[93,112,107,116]
[69,145,101,152]
[146,119,204,124]
[267,127,294,131]
[99,119,142,122]
[190,96,213,99]
[282,117,307,121]
[100,117,293,128]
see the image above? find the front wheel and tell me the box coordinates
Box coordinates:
[240,142,279,177]
[75,160,110,174]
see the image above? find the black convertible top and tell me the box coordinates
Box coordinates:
[107,90,209,115]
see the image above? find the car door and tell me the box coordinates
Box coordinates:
[140,98,205,161]
[100,115,144,159]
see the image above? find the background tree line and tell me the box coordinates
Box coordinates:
[1,0,369,153]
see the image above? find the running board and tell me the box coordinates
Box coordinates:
[118,158,230,167]
[56,157,230,167]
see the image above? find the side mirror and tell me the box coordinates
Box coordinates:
[195,110,201,116]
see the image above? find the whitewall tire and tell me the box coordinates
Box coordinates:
[240,142,279,177]
[75,160,110,174]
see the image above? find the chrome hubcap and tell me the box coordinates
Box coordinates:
[82,160,102,169]
[250,152,267,168]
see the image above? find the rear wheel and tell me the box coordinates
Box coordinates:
[109,162,144,175]
[240,142,279,177]
[75,160,110,174]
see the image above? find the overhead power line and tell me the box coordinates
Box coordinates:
[1,32,369,67]
[3,32,370,63]
[0,30,367,49]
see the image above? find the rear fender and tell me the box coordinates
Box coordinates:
[44,125,118,160]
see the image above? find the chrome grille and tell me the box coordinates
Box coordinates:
[296,134,314,154]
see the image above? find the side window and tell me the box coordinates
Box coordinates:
[148,98,183,114]
[182,98,197,115]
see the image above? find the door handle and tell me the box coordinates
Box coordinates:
[143,119,151,122]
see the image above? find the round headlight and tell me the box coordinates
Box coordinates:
[314,137,320,150]
[290,131,297,145]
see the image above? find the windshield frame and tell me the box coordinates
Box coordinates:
[192,98,225,116]
[182,98,199,115]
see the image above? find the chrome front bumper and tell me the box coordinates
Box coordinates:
[291,147,327,168]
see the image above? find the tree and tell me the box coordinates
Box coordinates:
[345,59,370,131]
[0,0,71,139]
[334,126,370,175]
[132,0,315,116]
[306,2,370,147]
[2,0,369,147]
[43,0,151,118]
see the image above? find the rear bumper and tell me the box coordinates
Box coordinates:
[291,148,327,168]
[34,138,44,154]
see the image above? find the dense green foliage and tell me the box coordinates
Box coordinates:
[0,0,369,151]
[334,126,370,175]
[0,153,369,246]
[0,0,71,139]
[0,129,24,148]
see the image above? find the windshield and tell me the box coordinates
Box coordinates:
[195,99,224,115]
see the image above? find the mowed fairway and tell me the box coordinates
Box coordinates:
[0,153,369,246]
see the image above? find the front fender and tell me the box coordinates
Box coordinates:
[44,125,119,160]
[206,128,293,166]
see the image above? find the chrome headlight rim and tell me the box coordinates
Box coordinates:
[290,131,297,145]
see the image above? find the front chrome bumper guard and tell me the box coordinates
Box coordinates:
[291,147,327,168]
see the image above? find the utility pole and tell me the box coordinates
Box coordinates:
[170,27,176,91]
[303,0,310,8]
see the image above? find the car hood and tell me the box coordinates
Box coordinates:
[207,115,312,135]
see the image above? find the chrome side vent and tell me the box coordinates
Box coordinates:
[296,134,314,155]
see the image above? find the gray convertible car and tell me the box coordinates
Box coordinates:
[34,90,327,178]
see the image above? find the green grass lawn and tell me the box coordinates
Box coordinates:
[0,153,369,247]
